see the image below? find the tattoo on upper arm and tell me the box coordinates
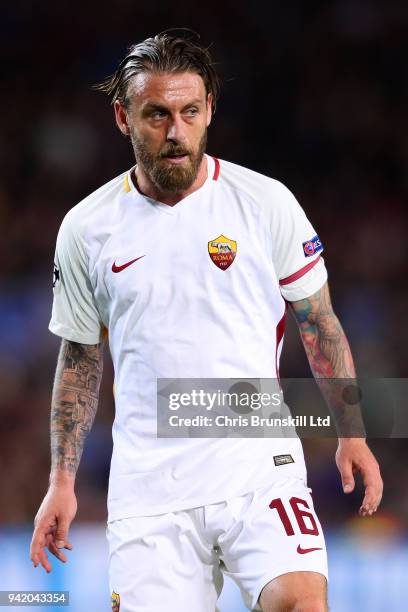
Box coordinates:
[51,339,103,475]
[289,282,355,378]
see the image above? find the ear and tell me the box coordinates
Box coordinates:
[206,93,213,127]
[114,100,129,136]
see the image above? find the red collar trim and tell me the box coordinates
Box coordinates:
[212,157,220,181]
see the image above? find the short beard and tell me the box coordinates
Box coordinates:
[130,130,207,194]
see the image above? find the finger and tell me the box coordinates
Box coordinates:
[47,532,72,557]
[30,529,52,573]
[47,537,68,563]
[339,459,355,493]
[31,552,40,569]
[54,518,71,549]
[31,548,52,573]
[41,551,52,574]
[359,466,383,515]
[359,479,383,516]
[53,536,74,550]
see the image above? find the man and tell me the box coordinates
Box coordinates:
[30,32,383,611]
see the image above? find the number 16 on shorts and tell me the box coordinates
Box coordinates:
[269,495,325,554]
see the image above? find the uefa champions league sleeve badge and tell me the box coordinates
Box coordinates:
[53,263,60,287]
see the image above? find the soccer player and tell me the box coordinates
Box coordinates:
[30,32,383,611]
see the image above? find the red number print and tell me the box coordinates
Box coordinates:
[289,497,319,535]
[269,497,319,536]
[268,498,295,535]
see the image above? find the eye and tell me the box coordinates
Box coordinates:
[184,107,199,117]
[151,110,167,120]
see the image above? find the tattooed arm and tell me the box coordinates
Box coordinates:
[51,339,103,479]
[30,339,103,572]
[289,281,355,379]
[289,281,383,516]
[289,281,360,430]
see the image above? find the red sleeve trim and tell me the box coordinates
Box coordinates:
[275,306,287,380]
[279,255,321,286]
[212,157,220,181]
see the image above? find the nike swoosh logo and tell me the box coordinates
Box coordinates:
[297,545,323,555]
[112,256,145,273]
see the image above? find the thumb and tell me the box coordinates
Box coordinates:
[54,518,71,549]
[339,461,355,494]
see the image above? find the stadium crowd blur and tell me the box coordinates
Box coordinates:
[1,0,407,542]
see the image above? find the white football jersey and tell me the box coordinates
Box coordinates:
[50,155,327,521]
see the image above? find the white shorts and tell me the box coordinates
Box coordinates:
[107,477,328,612]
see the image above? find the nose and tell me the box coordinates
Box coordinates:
[166,114,186,144]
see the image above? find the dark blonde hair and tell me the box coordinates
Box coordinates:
[95,30,220,112]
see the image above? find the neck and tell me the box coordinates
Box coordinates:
[133,155,208,206]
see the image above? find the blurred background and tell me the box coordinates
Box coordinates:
[0,0,407,610]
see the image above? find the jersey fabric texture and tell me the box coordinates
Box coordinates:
[49,155,328,521]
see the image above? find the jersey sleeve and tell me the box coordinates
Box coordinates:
[49,211,103,344]
[271,182,328,301]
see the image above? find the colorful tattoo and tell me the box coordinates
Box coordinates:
[290,282,365,436]
[289,282,355,378]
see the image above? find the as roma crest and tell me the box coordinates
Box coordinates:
[111,591,120,612]
[208,234,237,271]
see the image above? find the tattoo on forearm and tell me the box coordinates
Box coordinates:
[290,282,355,378]
[290,283,365,436]
[51,339,103,475]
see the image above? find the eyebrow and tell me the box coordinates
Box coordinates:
[142,99,203,113]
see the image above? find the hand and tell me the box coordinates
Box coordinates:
[335,438,383,516]
[30,485,77,573]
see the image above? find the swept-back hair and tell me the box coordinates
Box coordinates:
[94,29,220,112]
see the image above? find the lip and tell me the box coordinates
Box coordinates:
[162,154,189,165]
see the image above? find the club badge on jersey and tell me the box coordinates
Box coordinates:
[208,234,237,270]
[111,591,120,612]
[302,235,323,258]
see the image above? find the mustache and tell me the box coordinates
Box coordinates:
[159,145,191,158]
